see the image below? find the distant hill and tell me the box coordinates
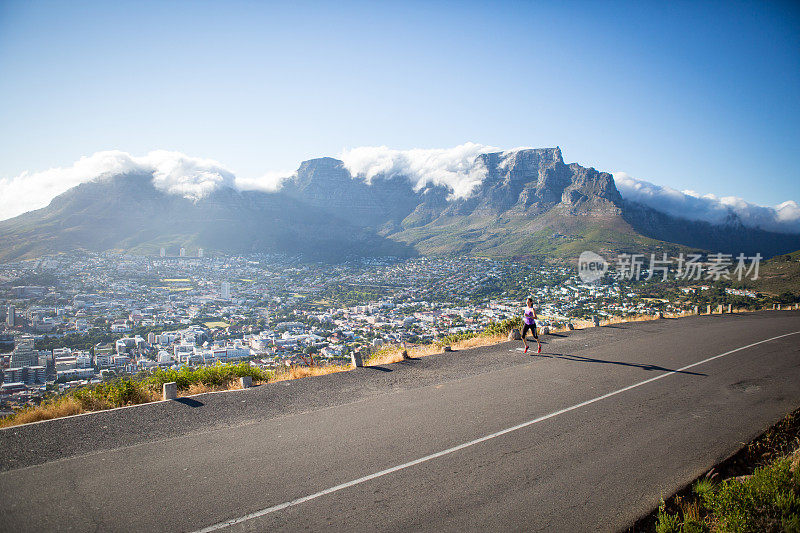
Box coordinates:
[734,250,800,296]
[1,147,798,262]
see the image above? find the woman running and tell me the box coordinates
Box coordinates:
[521,297,541,354]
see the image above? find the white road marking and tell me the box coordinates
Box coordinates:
[191,330,800,533]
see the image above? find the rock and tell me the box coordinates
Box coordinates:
[567,322,575,330]
[443,345,452,352]
[508,328,522,341]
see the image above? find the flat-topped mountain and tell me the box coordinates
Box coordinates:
[1,147,798,261]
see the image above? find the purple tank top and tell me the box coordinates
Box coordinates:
[523,307,535,325]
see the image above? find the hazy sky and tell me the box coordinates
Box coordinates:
[1,0,798,206]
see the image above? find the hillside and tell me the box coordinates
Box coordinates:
[734,249,800,296]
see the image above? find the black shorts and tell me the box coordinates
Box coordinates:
[522,323,538,339]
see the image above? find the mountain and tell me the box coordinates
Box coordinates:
[1,147,798,262]
[0,172,413,262]
[282,148,800,259]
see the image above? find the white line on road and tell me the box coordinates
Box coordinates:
[191,330,800,533]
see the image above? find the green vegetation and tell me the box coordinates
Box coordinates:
[145,363,270,391]
[35,329,121,353]
[435,317,521,347]
[0,363,273,428]
[320,284,390,307]
[71,379,154,411]
[655,453,800,532]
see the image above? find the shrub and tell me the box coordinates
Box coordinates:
[435,331,480,347]
[146,362,272,391]
[483,317,522,336]
[72,379,153,409]
[656,499,681,533]
[700,457,800,532]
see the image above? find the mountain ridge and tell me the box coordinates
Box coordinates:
[1,147,798,262]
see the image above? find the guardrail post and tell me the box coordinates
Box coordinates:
[592,315,600,327]
[707,305,712,314]
[163,382,177,400]
[727,304,732,313]
[351,351,363,367]
[239,376,252,389]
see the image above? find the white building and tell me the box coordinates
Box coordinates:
[221,281,231,300]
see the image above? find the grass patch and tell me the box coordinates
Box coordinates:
[145,362,271,391]
[654,451,800,532]
[0,363,272,428]
[637,407,800,532]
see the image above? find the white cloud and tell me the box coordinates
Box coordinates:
[146,150,236,200]
[613,172,800,234]
[234,170,294,193]
[0,150,238,220]
[339,142,499,199]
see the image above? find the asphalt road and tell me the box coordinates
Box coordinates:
[1,311,800,532]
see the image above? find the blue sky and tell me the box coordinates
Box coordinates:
[0,0,798,207]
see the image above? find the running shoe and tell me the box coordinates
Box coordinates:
[524,345,528,353]
[537,345,541,354]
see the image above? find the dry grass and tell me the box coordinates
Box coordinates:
[0,396,84,428]
[270,364,352,382]
[181,381,241,396]
[450,333,508,350]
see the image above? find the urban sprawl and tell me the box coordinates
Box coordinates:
[0,252,762,412]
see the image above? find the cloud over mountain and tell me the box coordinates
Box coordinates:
[613,172,800,234]
[2,146,798,235]
[339,142,499,199]
[0,151,238,219]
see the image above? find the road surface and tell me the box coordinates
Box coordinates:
[1,311,799,532]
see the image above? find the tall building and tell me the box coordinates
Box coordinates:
[221,281,231,300]
[180,248,186,257]
[6,305,14,327]
[160,247,166,257]
[198,248,204,258]
[10,335,37,368]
